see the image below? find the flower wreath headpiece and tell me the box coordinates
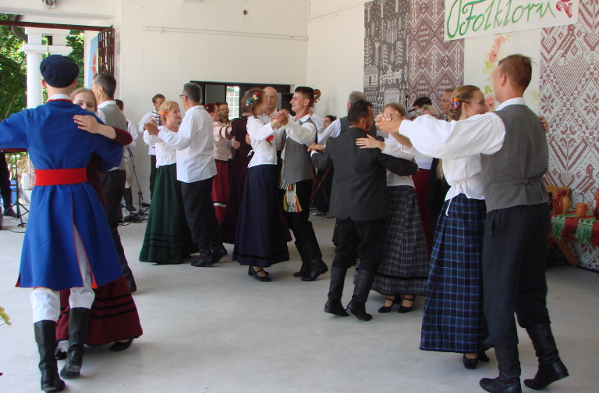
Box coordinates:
[246,91,261,106]
[450,97,462,110]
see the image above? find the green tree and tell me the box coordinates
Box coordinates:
[0,13,85,119]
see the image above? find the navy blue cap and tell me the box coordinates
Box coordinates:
[40,55,79,88]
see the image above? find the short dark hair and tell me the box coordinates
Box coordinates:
[215,102,228,109]
[183,82,202,103]
[325,115,337,122]
[295,86,315,107]
[115,99,124,110]
[93,73,117,99]
[348,100,373,126]
[152,94,165,103]
[498,54,532,91]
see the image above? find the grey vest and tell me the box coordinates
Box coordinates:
[98,103,128,170]
[481,105,548,212]
[282,117,316,185]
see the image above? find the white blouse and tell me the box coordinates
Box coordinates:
[247,116,281,168]
[145,126,177,167]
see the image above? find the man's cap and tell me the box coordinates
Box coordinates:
[40,55,79,88]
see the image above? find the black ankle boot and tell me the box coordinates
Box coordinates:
[324,267,349,316]
[123,188,135,212]
[293,260,309,278]
[302,258,328,281]
[60,308,91,379]
[524,324,569,390]
[480,345,522,393]
[347,269,376,321]
[34,320,66,392]
[211,244,228,263]
[192,243,215,267]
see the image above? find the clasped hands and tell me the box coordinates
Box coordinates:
[271,109,290,129]
[144,119,160,136]
[307,143,324,154]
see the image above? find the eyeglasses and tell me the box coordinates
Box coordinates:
[179,95,187,99]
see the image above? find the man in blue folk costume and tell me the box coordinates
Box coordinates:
[0,55,124,392]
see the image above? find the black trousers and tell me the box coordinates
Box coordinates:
[98,170,134,279]
[0,153,12,208]
[283,179,322,260]
[482,203,551,347]
[181,177,222,248]
[332,217,385,271]
[149,155,157,197]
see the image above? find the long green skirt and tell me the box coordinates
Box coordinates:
[139,164,197,264]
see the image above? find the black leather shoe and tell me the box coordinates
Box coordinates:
[347,299,372,321]
[378,296,399,313]
[3,207,17,218]
[480,377,522,393]
[398,295,415,313]
[293,261,309,277]
[54,348,67,361]
[110,338,133,352]
[463,354,478,369]
[212,244,228,263]
[524,361,569,390]
[324,298,349,317]
[191,254,216,267]
[302,260,328,281]
[478,351,490,362]
[248,266,272,282]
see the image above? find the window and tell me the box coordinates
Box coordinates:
[226,86,240,119]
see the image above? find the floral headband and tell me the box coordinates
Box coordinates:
[246,91,261,106]
[450,97,462,110]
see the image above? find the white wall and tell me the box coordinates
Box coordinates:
[306,1,368,118]
[117,0,309,200]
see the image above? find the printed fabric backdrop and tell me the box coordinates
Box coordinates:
[407,0,464,111]
[464,30,541,113]
[540,0,599,270]
[364,0,410,114]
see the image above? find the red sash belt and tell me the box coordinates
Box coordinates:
[35,168,88,186]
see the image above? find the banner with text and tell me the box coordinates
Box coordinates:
[445,0,579,40]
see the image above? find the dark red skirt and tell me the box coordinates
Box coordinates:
[56,276,143,346]
[212,159,230,224]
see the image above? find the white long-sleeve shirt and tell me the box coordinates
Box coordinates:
[138,110,157,155]
[157,105,216,183]
[392,100,531,201]
[145,126,177,167]
[247,116,284,168]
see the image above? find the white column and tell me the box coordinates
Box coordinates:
[21,28,72,109]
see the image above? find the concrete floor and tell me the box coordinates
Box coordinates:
[1,213,598,393]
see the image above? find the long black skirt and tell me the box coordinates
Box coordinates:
[233,165,289,267]
[220,163,249,244]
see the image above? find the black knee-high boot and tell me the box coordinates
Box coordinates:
[524,324,569,390]
[60,308,90,379]
[324,267,349,316]
[347,268,376,321]
[34,320,65,392]
[480,345,522,393]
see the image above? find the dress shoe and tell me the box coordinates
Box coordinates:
[324,298,349,317]
[302,259,328,281]
[191,254,216,267]
[248,266,272,282]
[378,296,399,313]
[3,207,17,218]
[110,338,133,352]
[398,295,415,313]
[463,354,479,369]
[212,244,228,263]
[478,351,490,362]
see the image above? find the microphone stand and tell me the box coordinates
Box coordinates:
[126,147,149,220]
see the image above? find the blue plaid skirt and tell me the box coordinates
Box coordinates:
[420,194,489,353]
